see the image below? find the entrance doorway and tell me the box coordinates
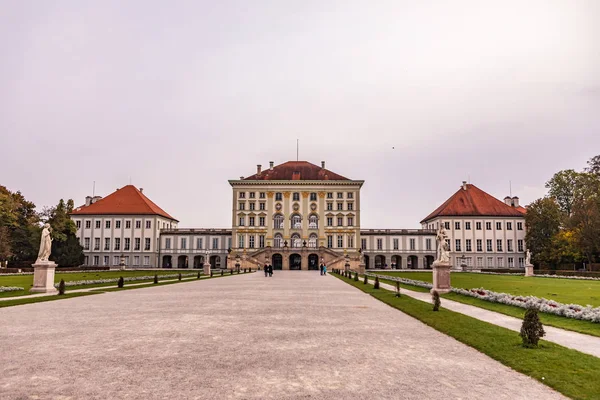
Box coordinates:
[289,254,301,270]
[308,254,319,270]
[272,254,283,270]
[162,255,172,268]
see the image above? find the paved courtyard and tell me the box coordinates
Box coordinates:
[0,272,564,399]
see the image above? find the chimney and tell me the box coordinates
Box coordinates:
[240,176,244,179]
[504,196,512,206]
[139,187,143,193]
[257,164,262,175]
[321,161,326,169]
[462,181,467,190]
[85,196,92,206]
[91,196,102,204]
[512,196,520,207]
[269,161,274,170]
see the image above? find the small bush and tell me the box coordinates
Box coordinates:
[178,273,182,281]
[374,276,380,289]
[197,272,201,279]
[153,274,159,284]
[432,290,440,311]
[354,272,359,281]
[210,270,213,277]
[117,276,124,288]
[520,306,546,348]
[395,281,401,297]
[58,279,66,295]
[364,275,368,285]
[221,270,224,276]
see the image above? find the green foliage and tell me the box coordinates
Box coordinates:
[395,280,401,297]
[363,275,368,285]
[374,276,379,289]
[545,169,581,217]
[354,272,359,281]
[221,270,224,276]
[210,270,213,277]
[178,273,182,281]
[432,290,440,311]
[0,185,40,262]
[154,274,159,284]
[520,307,546,348]
[525,198,563,266]
[117,277,124,288]
[44,198,84,267]
[197,272,201,279]
[58,279,66,295]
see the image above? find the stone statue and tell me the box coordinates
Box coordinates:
[36,223,53,263]
[435,225,450,263]
[526,250,532,266]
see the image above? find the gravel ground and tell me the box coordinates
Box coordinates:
[0,271,564,400]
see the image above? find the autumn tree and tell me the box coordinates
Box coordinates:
[525,198,562,267]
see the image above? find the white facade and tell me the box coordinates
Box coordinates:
[360,229,437,269]
[159,229,232,269]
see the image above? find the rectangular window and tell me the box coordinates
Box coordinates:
[347,192,353,199]
[361,238,367,250]
[165,238,170,250]
[486,222,492,230]
[337,217,343,226]
[508,257,514,268]
[85,221,91,229]
[212,238,219,249]
[310,193,317,201]
[76,220,81,229]
[337,203,343,211]
[455,239,461,251]
[143,256,150,266]
[466,239,472,252]
[124,256,129,266]
[476,222,482,230]
[133,256,140,266]
[105,221,111,229]
[104,238,110,250]
[134,238,141,250]
[517,222,523,230]
[228,238,232,249]
[196,238,203,249]
[327,217,333,226]
[135,221,141,229]
[337,235,343,248]
[377,239,383,250]
[93,256,99,266]
[327,203,333,211]
[259,202,265,210]
[327,235,333,248]
[486,239,492,252]
[249,235,255,248]
[102,256,109,266]
[497,257,504,267]
[94,238,100,250]
[145,238,151,251]
[347,217,354,226]
[84,237,90,250]
[487,257,494,267]
[238,234,245,248]
[496,239,503,252]
[347,203,353,211]
[259,235,265,248]
[476,239,482,252]
[249,192,255,199]
[348,235,354,248]
[393,238,399,250]
[259,217,265,226]
[455,222,460,230]
[146,221,151,229]
[507,239,513,252]
[327,192,333,199]
[444,222,450,230]
[507,222,512,230]
[239,217,245,226]
[518,239,524,252]
[410,238,416,251]
[496,222,502,230]
[293,192,300,201]
[124,238,130,250]
[275,192,282,201]
[239,202,245,210]
[249,217,255,226]
[259,192,265,199]
[249,203,255,211]
[518,257,524,267]
[113,256,119,265]
[126,221,131,229]
[445,239,451,251]
[426,238,432,251]
[114,238,121,250]
[181,238,187,250]
[239,192,246,198]
[477,257,483,267]
[116,221,121,229]
[465,222,471,230]
[95,220,100,229]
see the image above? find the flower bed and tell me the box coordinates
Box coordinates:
[474,271,600,281]
[365,273,433,290]
[53,273,198,288]
[0,286,25,293]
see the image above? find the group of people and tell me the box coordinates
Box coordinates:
[263,263,274,277]
[319,262,327,276]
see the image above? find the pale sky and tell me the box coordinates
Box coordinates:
[1,0,599,228]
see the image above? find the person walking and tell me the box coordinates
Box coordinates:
[319,262,324,276]
[268,263,273,277]
[322,263,327,275]
[264,263,268,277]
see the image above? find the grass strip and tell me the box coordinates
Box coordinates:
[0,292,97,308]
[334,273,600,400]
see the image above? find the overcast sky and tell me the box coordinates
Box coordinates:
[1,0,599,228]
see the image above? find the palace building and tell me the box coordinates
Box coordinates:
[71,161,526,270]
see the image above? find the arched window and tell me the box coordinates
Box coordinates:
[291,233,302,248]
[274,233,283,248]
[308,233,318,248]
[291,214,302,229]
[308,214,318,229]
[273,214,284,229]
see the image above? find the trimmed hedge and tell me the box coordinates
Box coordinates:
[535,270,600,278]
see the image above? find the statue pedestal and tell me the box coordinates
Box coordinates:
[431,261,452,294]
[30,261,58,294]
[203,263,211,276]
[358,263,366,275]
[525,264,534,277]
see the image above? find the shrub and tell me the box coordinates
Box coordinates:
[395,281,401,297]
[153,274,159,284]
[58,279,66,295]
[374,276,380,289]
[197,272,201,279]
[354,272,359,281]
[178,273,182,281]
[117,276,124,288]
[432,290,440,311]
[520,306,546,348]
[210,270,213,277]
[364,275,368,285]
[221,270,224,276]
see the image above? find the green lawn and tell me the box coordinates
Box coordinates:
[334,273,600,400]
[374,271,600,306]
[0,270,199,298]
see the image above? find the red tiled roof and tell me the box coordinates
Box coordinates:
[516,205,527,214]
[70,185,177,221]
[420,184,525,223]
[242,161,350,181]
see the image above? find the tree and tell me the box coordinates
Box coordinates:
[520,307,545,348]
[0,186,40,262]
[545,170,581,217]
[43,198,84,266]
[525,198,563,267]
[548,230,583,266]
[570,173,600,263]
[585,154,600,176]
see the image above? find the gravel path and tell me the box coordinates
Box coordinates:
[0,271,564,400]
